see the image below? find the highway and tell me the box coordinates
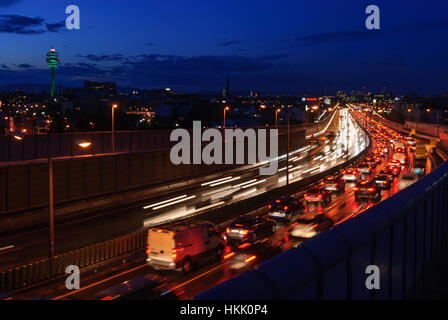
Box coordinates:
[0,108,361,270]
[8,106,441,300]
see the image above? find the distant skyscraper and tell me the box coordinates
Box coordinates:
[226,77,230,97]
[46,47,60,97]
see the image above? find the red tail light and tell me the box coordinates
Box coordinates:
[367,188,375,193]
[284,206,289,211]
[146,245,150,255]
[245,256,257,263]
[224,252,235,260]
[268,205,272,209]
[241,230,250,236]
[354,187,359,191]
[226,228,230,234]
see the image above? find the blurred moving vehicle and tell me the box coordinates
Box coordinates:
[290,214,334,239]
[406,137,416,146]
[358,161,373,174]
[373,175,392,190]
[304,186,332,206]
[95,275,182,300]
[226,215,276,244]
[225,240,282,272]
[354,180,382,202]
[268,197,305,222]
[415,144,427,161]
[147,221,226,273]
[322,175,345,193]
[341,168,361,182]
[379,169,395,182]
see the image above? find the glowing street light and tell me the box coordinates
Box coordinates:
[76,140,92,149]
[275,108,281,127]
[112,104,118,153]
[224,106,230,128]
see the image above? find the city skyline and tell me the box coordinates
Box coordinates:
[0,0,447,94]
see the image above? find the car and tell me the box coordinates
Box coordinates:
[225,240,282,272]
[373,175,392,190]
[365,156,378,168]
[415,145,427,160]
[147,221,226,273]
[304,186,332,206]
[226,215,276,244]
[290,214,334,239]
[358,162,373,174]
[406,137,416,146]
[393,151,407,165]
[354,180,382,202]
[321,175,346,193]
[379,169,395,182]
[341,168,361,182]
[387,164,401,177]
[413,165,426,176]
[268,197,305,221]
[94,275,182,300]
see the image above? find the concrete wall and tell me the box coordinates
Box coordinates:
[0,127,306,214]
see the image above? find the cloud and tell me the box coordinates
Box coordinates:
[217,39,246,47]
[45,21,65,32]
[299,20,448,46]
[77,54,125,62]
[18,63,33,69]
[299,30,378,46]
[0,0,20,7]
[0,14,65,34]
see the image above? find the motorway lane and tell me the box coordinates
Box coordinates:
[0,109,365,270]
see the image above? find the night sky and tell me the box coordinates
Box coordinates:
[0,0,447,94]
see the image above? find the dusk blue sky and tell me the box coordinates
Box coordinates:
[0,0,447,94]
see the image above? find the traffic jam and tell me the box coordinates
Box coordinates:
[135,107,429,298]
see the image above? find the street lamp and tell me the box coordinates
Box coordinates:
[224,106,230,129]
[112,104,118,153]
[13,134,92,260]
[275,108,281,127]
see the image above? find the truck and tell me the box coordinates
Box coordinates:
[415,144,427,161]
[147,220,226,273]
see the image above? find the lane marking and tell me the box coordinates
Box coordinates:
[169,264,225,293]
[52,264,147,300]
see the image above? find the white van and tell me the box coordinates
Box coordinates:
[147,221,226,272]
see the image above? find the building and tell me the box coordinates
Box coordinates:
[84,81,117,97]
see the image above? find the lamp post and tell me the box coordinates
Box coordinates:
[285,107,291,185]
[13,134,92,259]
[112,104,118,153]
[275,108,281,127]
[224,106,230,129]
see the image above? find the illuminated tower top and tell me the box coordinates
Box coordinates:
[46,47,60,68]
